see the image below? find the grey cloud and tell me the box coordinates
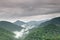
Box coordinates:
[0,0,60,19]
[0,8,60,19]
[0,0,60,8]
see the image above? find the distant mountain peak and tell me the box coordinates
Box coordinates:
[14,20,25,26]
[15,20,22,22]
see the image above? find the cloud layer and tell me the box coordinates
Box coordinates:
[0,0,60,22]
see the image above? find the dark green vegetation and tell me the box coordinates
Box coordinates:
[0,17,60,40]
[0,21,24,40]
[0,21,23,32]
[24,17,60,40]
[0,28,15,40]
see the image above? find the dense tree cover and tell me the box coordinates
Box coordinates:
[0,28,15,40]
[0,21,23,40]
[24,23,60,40]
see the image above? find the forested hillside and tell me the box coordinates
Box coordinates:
[24,17,60,40]
[24,24,60,40]
[0,28,15,40]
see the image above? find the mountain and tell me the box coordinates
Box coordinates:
[14,20,25,26]
[27,20,47,26]
[24,17,60,40]
[50,17,60,24]
[0,21,23,32]
[27,21,41,26]
[24,23,60,40]
[23,20,47,29]
[40,17,60,27]
[0,28,15,40]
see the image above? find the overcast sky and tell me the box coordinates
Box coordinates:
[0,0,60,22]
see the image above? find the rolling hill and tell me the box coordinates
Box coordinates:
[14,20,25,26]
[24,17,60,40]
[40,17,60,27]
[0,21,23,32]
[0,28,15,40]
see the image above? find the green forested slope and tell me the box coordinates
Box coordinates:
[24,17,60,40]
[24,24,60,40]
[0,28,15,40]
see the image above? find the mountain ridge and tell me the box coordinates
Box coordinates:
[14,20,25,26]
[0,21,23,32]
[24,17,60,40]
